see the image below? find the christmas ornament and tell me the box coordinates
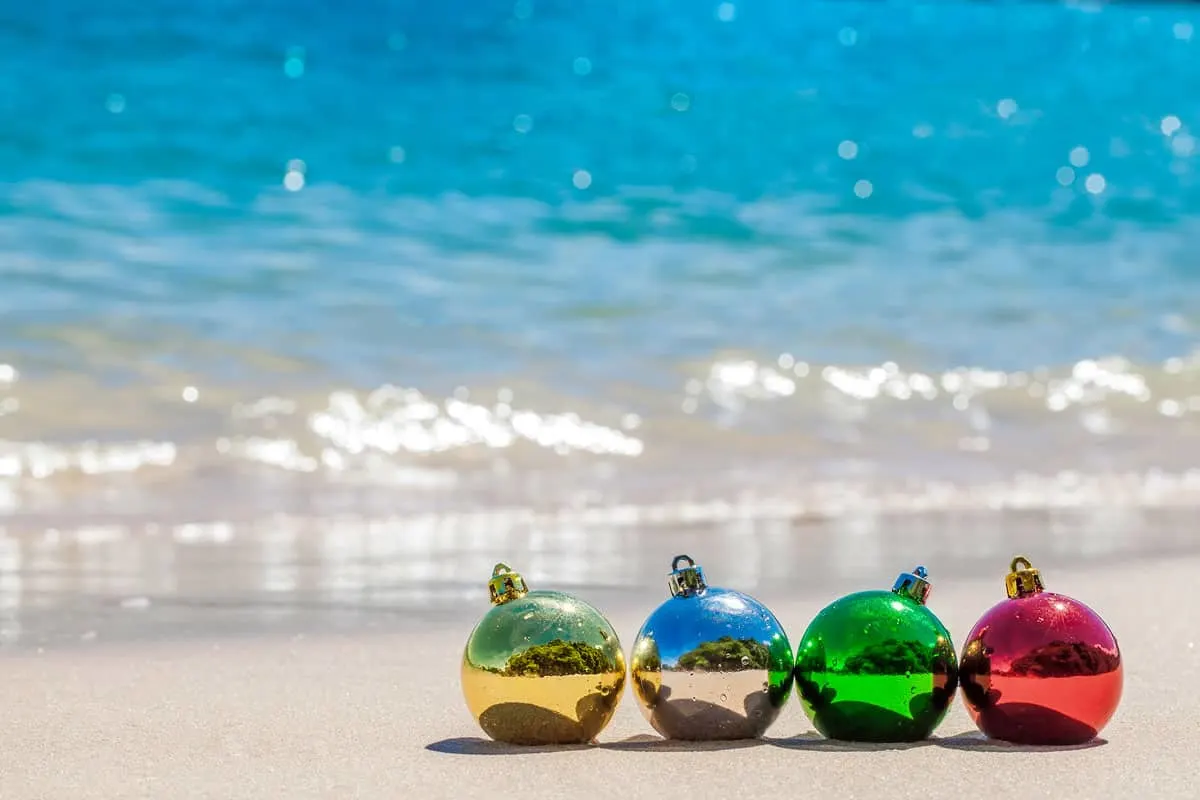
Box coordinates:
[629,554,794,740]
[460,563,626,745]
[794,566,958,742]
[959,555,1122,745]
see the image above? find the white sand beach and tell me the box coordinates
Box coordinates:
[3,550,1195,799]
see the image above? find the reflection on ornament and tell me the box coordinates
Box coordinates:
[630,555,794,740]
[794,566,958,742]
[461,563,626,745]
[960,556,1122,745]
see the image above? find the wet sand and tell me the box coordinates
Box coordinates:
[1,506,1197,648]
[2,532,1197,799]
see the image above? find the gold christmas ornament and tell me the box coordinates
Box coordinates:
[460,563,626,745]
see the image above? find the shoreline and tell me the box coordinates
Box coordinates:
[2,510,1196,653]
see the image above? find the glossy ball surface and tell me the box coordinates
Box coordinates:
[461,590,626,745]
[631,588,794,740]
[795,590,958,742]
[960,592,1122,745]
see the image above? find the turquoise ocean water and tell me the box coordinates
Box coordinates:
[2,1,1200,531]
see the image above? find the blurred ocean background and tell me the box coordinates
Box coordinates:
[3,0,1200,544]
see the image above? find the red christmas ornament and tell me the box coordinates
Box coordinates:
[959,556,1122,745]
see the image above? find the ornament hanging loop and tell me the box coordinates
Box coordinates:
[892,565,932,605]
[1005,555,1044,599]
[668,554,708,597]
[488,562,529,605]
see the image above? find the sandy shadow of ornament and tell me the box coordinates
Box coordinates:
[935,728,1108,753]
[956,702,1105,747]
[600,734,764,752]
[768,731,934,752]
[638,682,780,742]
[425,737,594,755]
[800,696,947,746]
[476,700,609,746]
[429,696,611,753]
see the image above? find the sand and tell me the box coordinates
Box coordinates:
[2,550,1196,799]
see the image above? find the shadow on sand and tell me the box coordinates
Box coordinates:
[425,734,763,754]
[934,730,1108,752]
[425,737,592,755]
[766,732,934,752]
[427,728,1108,755]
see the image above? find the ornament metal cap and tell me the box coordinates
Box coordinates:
[488,563,529,605]
[667,554,707,597]
[892,565,932,605]
[1004,555,1044,599]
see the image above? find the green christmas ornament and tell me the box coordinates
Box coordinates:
[794,566,958,742]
